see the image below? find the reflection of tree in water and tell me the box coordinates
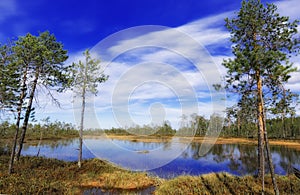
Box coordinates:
[211,144,235,162]
[181,142,201,160]
[231,144,257,175]
[182,143,300,175]
[20,138,300,176]
[23,139,78,150]
[203,144,257,175]
[47,139,78,149]
[272,146,300,174]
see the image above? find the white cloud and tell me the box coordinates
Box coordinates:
[176,12,231,47]
[275,0,300,21]
[32,12,230,129]
[34,2,300,129]
[0,0,17,22]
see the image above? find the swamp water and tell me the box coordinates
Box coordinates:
[21,137,300,178]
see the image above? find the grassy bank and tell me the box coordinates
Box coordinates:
[0,155,157,194]
[1,154,300,194]
[155,173,300,195]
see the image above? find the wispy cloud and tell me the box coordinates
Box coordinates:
[275,0,300,21]
[0,0,17,22]
[34,1,300,128]
[87,14,230,128]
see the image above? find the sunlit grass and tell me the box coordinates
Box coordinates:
[1,153,300,194]
[155,172,300,195]
[0,155,156,194]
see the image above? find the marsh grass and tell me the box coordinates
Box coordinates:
[0,155,155,194]
[1,153,300,194]
[155,172,300,195]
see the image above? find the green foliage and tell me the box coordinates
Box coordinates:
[154,121,175,136]
[223,0,299,112]
[178,114,209,136]
[0,43,20,114]
[71,49,108,167]
[71,49,108,96]
[0,120,78,140]
[13,31,70,93]
[223,2,299,184]
[1,31,71,118]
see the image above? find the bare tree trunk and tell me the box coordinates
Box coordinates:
[262,102,279,195]
[8,66,28,174]
[78,59,87,168]
[78,90,85,168]
[16,68,39,161]
[256,71,265,194]
[8,107,22,174]
[264,131,279,194]
[281,114,286,138]
[36,128,43,157]
[291,113,295,138]
[282,87,286,138]
[237,114,241,136]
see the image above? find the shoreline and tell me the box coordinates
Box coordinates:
[2,134,300,151]
[83,134,300,150]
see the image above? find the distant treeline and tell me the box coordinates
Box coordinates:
[178,114,300,139]
[85,114,300,139]
[84,121,176,136]
[1,115,300,139]
[0,120,78,140]
[221,116,300,139]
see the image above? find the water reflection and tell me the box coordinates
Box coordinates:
[21,138,300,178]
[22,139,95,161]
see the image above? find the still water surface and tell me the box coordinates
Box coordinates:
[22,137,300,178]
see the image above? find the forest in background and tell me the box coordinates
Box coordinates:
[1,113,300,139]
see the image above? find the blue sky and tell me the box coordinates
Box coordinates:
[0,0,240,50]
[1,0,299,129]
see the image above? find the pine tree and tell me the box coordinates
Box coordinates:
[71,50,108,168]
[223,0,299,194]
[8,31,70,174]
[0,43,20,114]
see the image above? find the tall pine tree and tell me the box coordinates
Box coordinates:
[71,50,108,168]
[8,31,71,174]
[223,0,299,194]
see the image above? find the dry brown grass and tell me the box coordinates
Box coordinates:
[0,155,156,194]
[155,173,300,195]
[1,154,300,194]
[81,171,156,190]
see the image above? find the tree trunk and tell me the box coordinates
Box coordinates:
[8,108,22,174]
[36,128,43,157]
[291,114,295,138]
[262,100,279,194]
[8,66,28,174]
[16,67,40,161]
[78,61,87,168]
[256,71,265,193]
[237,114,241,136]
[264,131,279,194]
[281,114,286,138]
[282,87,286,138]
[78,91,85,168]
